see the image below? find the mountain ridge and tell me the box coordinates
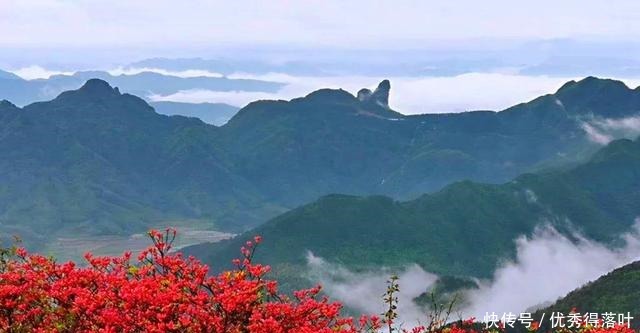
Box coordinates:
[183,137,640,287]
[1,76,639,252]
[0,69,283,106]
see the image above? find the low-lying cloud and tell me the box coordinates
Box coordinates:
[306,253,439,326]
[305,221,640,324]
[464,223,640,317]
[581,116,640,144]
[8,66,640,116]
[9,65,73,80]
[151,73,583,114]
[150,73,640,115]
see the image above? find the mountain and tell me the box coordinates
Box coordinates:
[0,70,283,106]
[215,77,639,205]
[150,101,239,126]
[183,137,640,286]
[1,77,639,253]
[534,261,640,329]
[0,69,22,80]
[0,79,283,249]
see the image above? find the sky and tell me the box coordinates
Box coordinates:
[3,0,640,114]
[2,1,640,49]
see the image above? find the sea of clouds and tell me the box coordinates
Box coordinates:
[149,72,585,114]
[11,65,640,115]
[306,221,640,326]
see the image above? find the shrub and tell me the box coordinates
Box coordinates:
[0,229,635,333]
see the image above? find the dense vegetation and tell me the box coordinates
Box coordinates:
[537,261,640,328]
[1,77,639,251]
[0,230,635,332]
[185,137,640,285]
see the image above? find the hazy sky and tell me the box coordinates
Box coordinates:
[4,0,640,114]
[2,0,640,50]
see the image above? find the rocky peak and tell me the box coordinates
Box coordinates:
[358,80,391,108]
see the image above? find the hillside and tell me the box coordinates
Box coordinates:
[184,137,640,284]
[535,261,640,329]
[0,79,282,249]
[1,77,639,251]
[218,77,640,204]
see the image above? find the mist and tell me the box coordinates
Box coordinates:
[151,72,640,115]
[9,65,640,116]
[305,221,640,324]
[306,252,439,326]
[151,72,581,114]
[464,222,640,317]
[581,115,640,144]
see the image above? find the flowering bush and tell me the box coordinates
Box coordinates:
[0,229,636,333]
[0,230,379,332]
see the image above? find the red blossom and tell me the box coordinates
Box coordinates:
[0,230,635,333]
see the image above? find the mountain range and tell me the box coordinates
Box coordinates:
[183,136,640,287]
[0,69,282,106]
[1,76,639,253]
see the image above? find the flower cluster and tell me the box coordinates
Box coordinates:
[0,230,636,333]
[0,229,378,332]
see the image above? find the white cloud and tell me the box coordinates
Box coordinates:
[9,65,73,80]
[306,252,439,326]
[149,90,280,108]
[8,66,640,116]
[150,73,619,114]
[582,123,614,145]
[464,223,640,318]
[306,221,640,324]
[581,115,640,144]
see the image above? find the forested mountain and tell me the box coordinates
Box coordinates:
[534,261,640,329]
[1,77,638,251]
[184,137,640,285]
[0,79,281,248]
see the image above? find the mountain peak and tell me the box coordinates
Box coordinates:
[551,76,640,118]
[50,79,123,104]
[0,99,20,117]
[0,99,17,109]
[555,76,630,95]
[358,80,391,108]
[78,79,121,96]
[302,88,356,104]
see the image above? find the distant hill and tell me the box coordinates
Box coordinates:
[183,137,640,286]
[0,69,22,80]
[1,77,640,253]
[150,101,239,126]
[0,70,283,106]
